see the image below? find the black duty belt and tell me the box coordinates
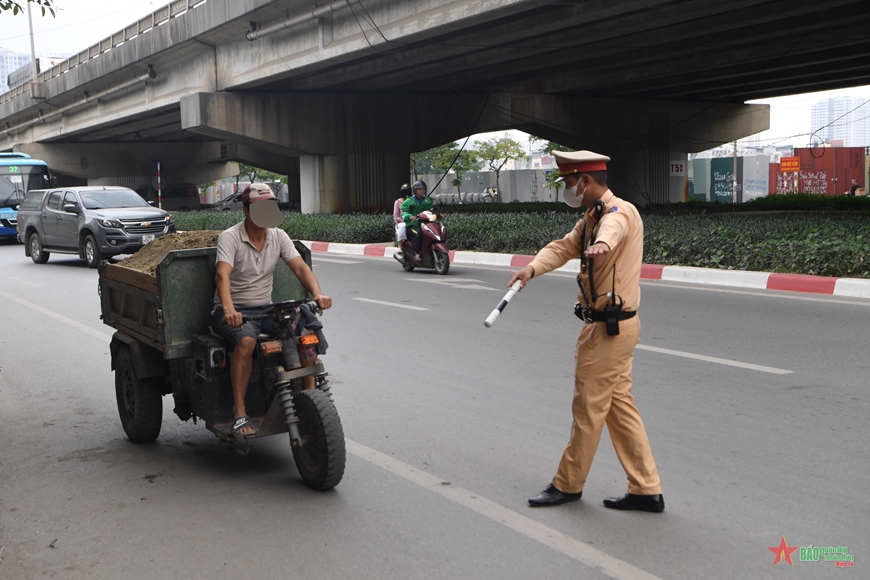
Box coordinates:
[574,305,637,324]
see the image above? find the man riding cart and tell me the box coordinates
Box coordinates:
[100,183,344,491]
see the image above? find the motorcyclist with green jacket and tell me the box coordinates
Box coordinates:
[401,180,434,262]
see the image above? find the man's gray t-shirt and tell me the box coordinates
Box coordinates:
[214,221,300,308]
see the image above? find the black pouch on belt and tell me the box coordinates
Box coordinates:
[603,303,621,336]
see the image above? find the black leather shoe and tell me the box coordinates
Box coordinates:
[602,493,665,513]
[528,484,582,507]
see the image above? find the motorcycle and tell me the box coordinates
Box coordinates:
[393,210,450,275]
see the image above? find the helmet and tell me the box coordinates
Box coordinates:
[400,183,411,197]
[413,180,427,194]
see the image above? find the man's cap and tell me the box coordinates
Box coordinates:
[243,183,283,228]
[242,182,278,204]
[553,150,610,177]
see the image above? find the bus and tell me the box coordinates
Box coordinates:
[0,153,53,241]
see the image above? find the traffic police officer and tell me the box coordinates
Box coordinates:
[507,150,664,512]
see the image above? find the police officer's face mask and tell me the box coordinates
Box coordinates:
[562,178,587,208]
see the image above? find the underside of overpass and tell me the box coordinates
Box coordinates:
[3,0,869,211]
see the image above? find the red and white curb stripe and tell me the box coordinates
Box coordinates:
[300,241,870,299]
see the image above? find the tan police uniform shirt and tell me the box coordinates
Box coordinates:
[528,190,643,312]
[213,221,300,308]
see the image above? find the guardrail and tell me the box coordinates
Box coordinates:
[0,0,208,105]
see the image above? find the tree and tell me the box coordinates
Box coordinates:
[411,143,454,178]
[410,142,481,192]
[235,163,286,192]
[475,135,526,198]
[529,135,573,155]
[529,136,574,190]
[449,149,481,193]
[1,0,55,16]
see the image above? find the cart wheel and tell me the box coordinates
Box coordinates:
[115,346,162,442]
[29,233,49,264]
[291,389,345,491]
[84,235,104,269]
[433,250,450,275]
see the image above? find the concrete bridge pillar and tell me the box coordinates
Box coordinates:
[300,152,408,214]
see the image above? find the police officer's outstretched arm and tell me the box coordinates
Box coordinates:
[592,206,632,255]
[287,256,332,310]
[508,221,585,290]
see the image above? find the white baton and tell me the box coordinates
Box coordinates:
[484,281,522,328]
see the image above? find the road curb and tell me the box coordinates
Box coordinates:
[299,241,870,299]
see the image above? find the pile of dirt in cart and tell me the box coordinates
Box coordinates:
[119,231,223,275]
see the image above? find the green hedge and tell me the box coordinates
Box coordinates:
[174,208,870,278]
[439,194,870,215]
[176,211,394,244]
[650,193,870,215]
[643,214,870,278]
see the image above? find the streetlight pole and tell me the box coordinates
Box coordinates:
[27,2,38,82]
[732,140,737,203]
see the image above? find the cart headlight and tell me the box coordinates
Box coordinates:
[98,218,123,228]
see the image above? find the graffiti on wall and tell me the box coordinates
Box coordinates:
[799,171,829,194]
[744,178,767,200]
[775,172,829,194]
[776,173,797,194]
[712,171,739,201]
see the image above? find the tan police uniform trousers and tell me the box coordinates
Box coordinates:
[551,315,661,495]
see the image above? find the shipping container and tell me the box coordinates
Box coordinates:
[770,147,866,194]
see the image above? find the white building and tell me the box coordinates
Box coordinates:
[504,152,557,171]
[0,48,31,94]
[810,96,870,147]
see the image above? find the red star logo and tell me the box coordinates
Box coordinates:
[768,536,799,566]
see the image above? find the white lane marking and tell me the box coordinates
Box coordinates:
[430,263,870,306]
[408,278,501,292]
[353,298,429,311]
[0,289,112,342]
[314,257,362,264]
[346,439,662,580]
[641,280,870,306]
[636,344,792,375]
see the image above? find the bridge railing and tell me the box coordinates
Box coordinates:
[1,0,209,105]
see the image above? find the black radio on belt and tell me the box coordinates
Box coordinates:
[603,302,622,336]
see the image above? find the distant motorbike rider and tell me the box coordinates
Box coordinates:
[401,180,434,261]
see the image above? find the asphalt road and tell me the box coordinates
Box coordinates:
[1,238,868,579]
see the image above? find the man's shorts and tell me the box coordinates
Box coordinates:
[212,304,280,347]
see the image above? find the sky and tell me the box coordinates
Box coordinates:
[2,0,869,152]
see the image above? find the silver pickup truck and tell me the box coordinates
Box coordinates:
[16,186,176,268]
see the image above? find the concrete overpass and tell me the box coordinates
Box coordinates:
[1,0,868,211]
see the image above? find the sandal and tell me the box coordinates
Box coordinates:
[232,416,255,437]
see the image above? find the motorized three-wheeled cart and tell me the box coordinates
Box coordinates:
[98,242,345,490]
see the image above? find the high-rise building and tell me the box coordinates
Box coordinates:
[810,96,870,147]
[0,48,32,94]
